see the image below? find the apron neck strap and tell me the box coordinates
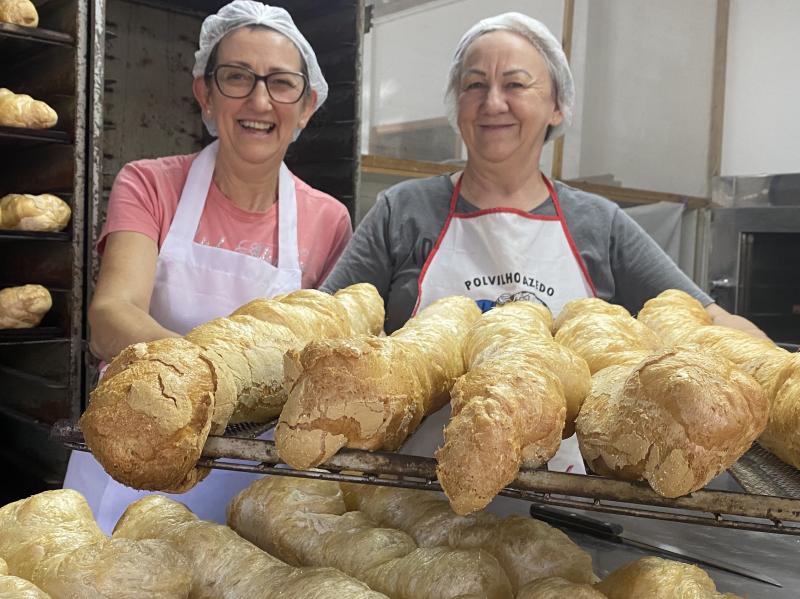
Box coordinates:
[449,171,561,215]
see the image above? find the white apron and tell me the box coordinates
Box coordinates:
[64,141,302,533]
[400,174,596,516]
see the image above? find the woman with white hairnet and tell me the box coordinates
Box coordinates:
[64,0,351,532]
[321,12,766,495]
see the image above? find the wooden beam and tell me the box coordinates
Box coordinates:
[551,0,575,181]
[562,179,710,210]
[707,0,730,181]
[361,154,457,178]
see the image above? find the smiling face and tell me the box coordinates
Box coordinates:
[457,30,563,166]
[193,27,317,168]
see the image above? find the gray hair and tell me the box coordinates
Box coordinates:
[444,12,575,143]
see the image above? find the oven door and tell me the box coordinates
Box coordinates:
[709,207,800,344]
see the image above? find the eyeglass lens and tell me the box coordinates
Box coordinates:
[215,65,306,103]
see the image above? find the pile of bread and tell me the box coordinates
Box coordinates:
[0,480,742,598]
[83,286,797,517]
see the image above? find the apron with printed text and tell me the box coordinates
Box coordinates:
[64,141,302,533]
[401,174,596,516]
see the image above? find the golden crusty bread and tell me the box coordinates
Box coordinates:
[555,310,661,374]
[596,557,742,599]
[341,482,597,592]
[334,283,387,335]
[228,477,514,599]
[636,289,712,345]
[576,349,769,497]
[81,338,217,492]
[637,289,800,471]
[113,494,387,599]
[517,576,606,599]
[275,296,481,469]
[436,301,590,515]
[0,284,51,329]
[0,490,191,598]
[0,0,38,27]
[553,297,631,332]
[0,194,71,232]
[0,88,56,129]
[81,284,385,492]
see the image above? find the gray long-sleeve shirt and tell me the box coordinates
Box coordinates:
[322,175,711,334]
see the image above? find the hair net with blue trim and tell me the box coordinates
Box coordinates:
[193,0,328,139]
[444,12,575,143]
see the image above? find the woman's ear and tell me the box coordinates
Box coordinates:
[192,76,213,117]
[297,89,318,130]
[549,107,564,127]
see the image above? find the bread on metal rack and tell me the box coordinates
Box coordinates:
[80,284,384,492]
[0,88,56,128]
[275,295,481,470]
[0,0,38,27]
[0,284,51,329]
[516,576,607,599]
[436,301,590,515]
[0,194,71,232]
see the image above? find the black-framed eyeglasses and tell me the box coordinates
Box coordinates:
[213,64,308,104]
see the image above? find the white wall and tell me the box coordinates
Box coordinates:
[577,0,716,197]
[721,0,800,176]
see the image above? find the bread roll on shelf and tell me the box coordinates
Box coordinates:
[0,194,71,232]
[228,476,514,599]
[436,301,590,515]
[0,284,51,329]
[0,0,38,27]
[0,490,191,598]
[636,289,712,345]
[341,483,597,592]
[275,296,481,470]
[638,289,800,471]
[0,88,57,129]
[516,576,606,599]
[80,284,384,492]
[595,556,742,599]
[113,493,387,599]
[576,349,768,497]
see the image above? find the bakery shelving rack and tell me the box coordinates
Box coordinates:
[53,420,800,537]
[0,0,92,500]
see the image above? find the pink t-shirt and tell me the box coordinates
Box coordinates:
[98,153,353,289]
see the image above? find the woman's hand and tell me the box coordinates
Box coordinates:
[88,232,179,362]
[704,302,770,340]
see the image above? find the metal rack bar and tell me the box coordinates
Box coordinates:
[0,22,75,46]
[53,420,800,536]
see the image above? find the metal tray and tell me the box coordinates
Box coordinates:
[52,421,800,537]
[0,22,74,47]
[0,126,71,146]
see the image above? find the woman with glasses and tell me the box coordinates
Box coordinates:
[64,0,351,532]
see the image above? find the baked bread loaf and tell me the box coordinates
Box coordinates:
[0,88,56,129]
[576,349,768,497]
[637,289,712,345]
[0,489,191,598]
[0,557,52,599]
[638,289,800,471]
[0,0,37,27]
[595,557,742,599]
[436,301,590,514]
[517,576,606,599]
[0,284,51,329]
[229,476,514,599]
[555,304,661,374]
[113,493,387,599]
[275,296,481,469]
[341,482,597,592]
[1,194,71,232]
[554,297,631,332]
[81,284,384,492]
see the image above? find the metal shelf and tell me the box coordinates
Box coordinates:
[52,422,800,537]
[0,126,71,146]
[0,22,74,46]
[0,230,70,241]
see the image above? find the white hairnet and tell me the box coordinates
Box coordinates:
[193,0,328,139]
[445,12,575,143]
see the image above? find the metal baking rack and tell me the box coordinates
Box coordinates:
[52,420,800,536]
